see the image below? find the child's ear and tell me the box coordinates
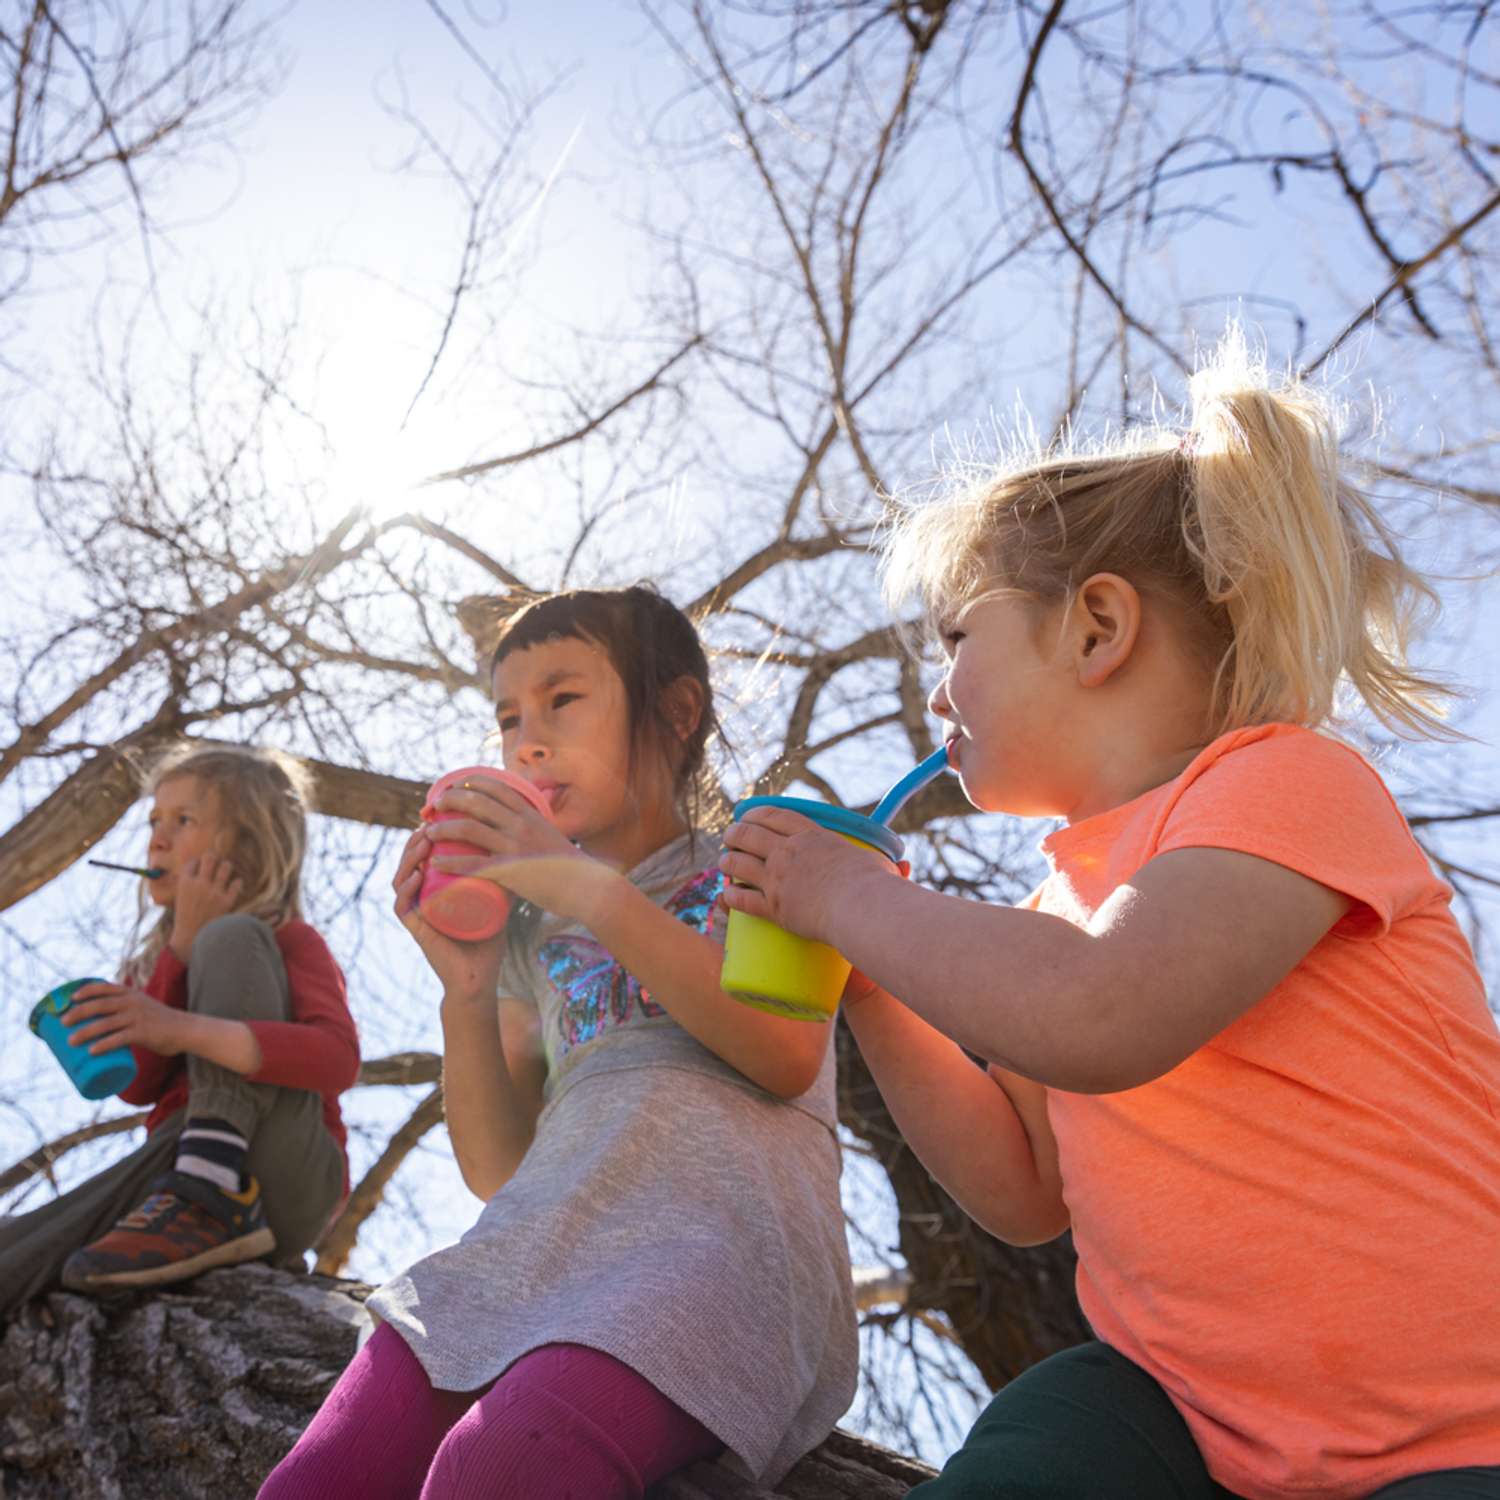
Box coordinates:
[1071,573,1141,688]
[661,676,705,744]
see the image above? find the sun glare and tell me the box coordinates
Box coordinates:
[315,419,433,526]
[293,289,484,528]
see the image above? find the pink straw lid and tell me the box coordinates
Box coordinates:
[424,766,554,819]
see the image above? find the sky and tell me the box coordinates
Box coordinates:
[2,0,1498,1467]
[12,1,657,509]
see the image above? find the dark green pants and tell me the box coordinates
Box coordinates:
[907,1341,1500,1499]
[0,915,344,1319]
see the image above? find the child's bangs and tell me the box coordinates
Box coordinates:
[881,483,1000,628]
[491,593,611,669]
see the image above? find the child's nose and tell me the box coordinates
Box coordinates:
[927,674,955,721]
[514,726,551,765]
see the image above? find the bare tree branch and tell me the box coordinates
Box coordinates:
[314,1085,445,1275]
[418,337,703,485]
[1301,188,1500,377]
[0,1111,149,1198]
[1006,0,1189,377]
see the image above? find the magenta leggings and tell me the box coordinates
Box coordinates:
[257,1324,722,1500]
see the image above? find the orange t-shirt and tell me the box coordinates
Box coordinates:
[1035,723,1500,1500]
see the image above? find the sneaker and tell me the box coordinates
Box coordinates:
[61,1170,276,1292]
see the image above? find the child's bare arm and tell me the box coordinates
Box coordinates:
[176,1012,262,1072]
[393,825,547,1200]
[577,878,831,1100]
[64,986,264,1073]
[725,810,1350,1093]
[845,985,1068,1245]
[412,790,832,1100]
[830,846,1349,1092]
[439,992,548,1201]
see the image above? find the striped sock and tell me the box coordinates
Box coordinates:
[174,1116,249,1194]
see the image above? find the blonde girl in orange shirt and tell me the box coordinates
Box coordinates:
[722,330,1500,1500]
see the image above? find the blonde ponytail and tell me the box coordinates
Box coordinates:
[1183,334,1453,737]
[881,326,1457,741]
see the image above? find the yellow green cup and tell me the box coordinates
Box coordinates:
[721,796,904,1022]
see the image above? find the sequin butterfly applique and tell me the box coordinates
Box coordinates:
[539,866,726,1059]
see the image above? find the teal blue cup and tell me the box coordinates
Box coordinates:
[29,978,139,1100]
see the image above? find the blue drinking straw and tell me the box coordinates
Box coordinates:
[870,744,952,826]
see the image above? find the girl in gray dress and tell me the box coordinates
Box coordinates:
[261,586,857,1500]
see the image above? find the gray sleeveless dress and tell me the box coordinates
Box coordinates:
[366,832,858,1485]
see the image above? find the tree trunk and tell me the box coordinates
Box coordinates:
[837,1022,1090,1391]
[0,1265,936,1499]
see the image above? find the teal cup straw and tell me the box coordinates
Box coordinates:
[869,743,952,826]
[29,978,138,1100]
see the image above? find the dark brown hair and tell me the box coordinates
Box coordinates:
[491,585,729,947]
[491,584,725,816]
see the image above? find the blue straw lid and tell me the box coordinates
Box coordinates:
[732,795,904,864]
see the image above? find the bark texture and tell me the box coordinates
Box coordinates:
[0,1264,936,1499]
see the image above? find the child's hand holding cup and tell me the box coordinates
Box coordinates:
[719,797,904,1022]
[30,979,140,1100]
[417,766,556,941]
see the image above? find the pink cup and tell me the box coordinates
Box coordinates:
[418,766,554,941]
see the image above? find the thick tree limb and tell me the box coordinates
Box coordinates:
[0,741,426,914]
[356,1050,441,1087]
[0,1113,150,1198]
[687,531,863,617]
[296,756,426,830]
[314,1085,445,1275]
[0,1265,937,1496]
[853,1264,913,1312]
[0,718,185,912]
[0,510,365,790]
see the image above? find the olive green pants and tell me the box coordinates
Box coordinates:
[908,1341,1500,1499]
[1,915,344,1319]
